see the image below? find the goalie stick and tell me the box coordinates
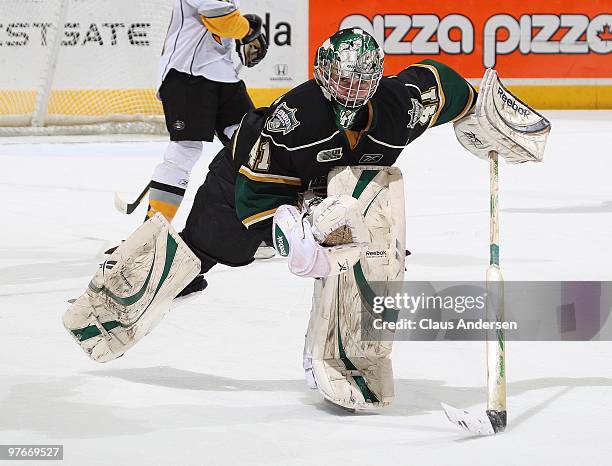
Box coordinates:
[114,182,150,215]
[442,68,551,436]
[441,151,507,436]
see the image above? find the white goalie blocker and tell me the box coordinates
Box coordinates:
[303,166,406,410]
[454,68,551,164]
[63,213,200,362]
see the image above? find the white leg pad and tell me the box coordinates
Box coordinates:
[304,166,406,409]
[63,213,200,362]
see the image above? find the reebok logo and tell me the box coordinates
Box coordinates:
[359,154,383,164]
[497,88,531,117]
[276,235,287,256]
[462,131,485,148]
[366,250,387,258]
[274,225,289,257]
[337,260,349,272]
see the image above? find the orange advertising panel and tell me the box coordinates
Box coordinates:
[309,0,612,80]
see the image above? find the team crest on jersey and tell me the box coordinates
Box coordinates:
[338,109,357,128]
[359,154,383,163]
[407,98,424,129]
[266,102,300,135]
[316,148,343,162]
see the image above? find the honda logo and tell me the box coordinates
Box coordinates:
[275,63,288,76]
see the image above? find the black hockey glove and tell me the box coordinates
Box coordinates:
[236,14,268,68]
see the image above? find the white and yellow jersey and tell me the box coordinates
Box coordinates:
[158,0,250,86]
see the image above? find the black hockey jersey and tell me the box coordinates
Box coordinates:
[233,59,476,229]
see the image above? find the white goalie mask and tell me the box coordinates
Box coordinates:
[314,28,384,128]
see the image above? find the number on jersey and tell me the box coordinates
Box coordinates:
[419,86,439,126]
[248,137,271,171]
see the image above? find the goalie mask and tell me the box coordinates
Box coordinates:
[314,28,384,129]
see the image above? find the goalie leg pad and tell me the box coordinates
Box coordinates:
[304,166,406,410]
[63,213,200,362]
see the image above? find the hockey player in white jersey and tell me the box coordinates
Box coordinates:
[151,0,266,221]
[113,1,270,269]
[113,0,273,280]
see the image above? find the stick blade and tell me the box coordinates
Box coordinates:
[114,192,143,215]
[114,183,150,215]
[440,402,496,436]
[114,192,130,214]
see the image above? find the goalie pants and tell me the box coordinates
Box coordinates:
[180,146,270,273]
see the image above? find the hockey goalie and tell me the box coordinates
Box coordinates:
[63,27,549,413]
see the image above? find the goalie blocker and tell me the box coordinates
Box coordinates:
[454,68,551,164]
[302,166,406,410]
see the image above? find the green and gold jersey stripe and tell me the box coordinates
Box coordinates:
[414,59,477,126]
[242,208,279,227]
[453,83,476,122]
[235,169,300,228]
[238,165,302,186]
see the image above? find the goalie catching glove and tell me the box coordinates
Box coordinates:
[236,14,268,68]
[454,68,551,164]
[272,195,369,278]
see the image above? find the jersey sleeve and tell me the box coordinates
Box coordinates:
[234,131,302,230]
[187,0,249,39]
[396,59,476,128]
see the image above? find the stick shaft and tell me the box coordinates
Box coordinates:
[132,182,151,206]
[489,152,499,266]
[486,151,506,412]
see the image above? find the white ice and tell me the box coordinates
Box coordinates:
[1,111,611,465]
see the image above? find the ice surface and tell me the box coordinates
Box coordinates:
[1,111,611,465]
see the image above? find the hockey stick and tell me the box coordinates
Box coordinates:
[441,150,507,435]
[114,182,151,215]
